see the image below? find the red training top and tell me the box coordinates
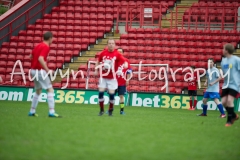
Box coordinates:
[98,49,125,79]
[117,58,131,86]
[187,72,198,90]
[31,42,50,70]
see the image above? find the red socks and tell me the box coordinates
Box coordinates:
[99,101,104,111]
[189,100,193,109]
[109,101,114,112]
[193,100,197,109]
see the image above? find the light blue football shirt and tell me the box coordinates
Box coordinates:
[206,67,220,92]
[221,55,240,91]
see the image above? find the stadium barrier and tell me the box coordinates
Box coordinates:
[0,86,239,112]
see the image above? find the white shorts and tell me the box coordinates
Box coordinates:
[30,69,52,90]
[98,78,118,90]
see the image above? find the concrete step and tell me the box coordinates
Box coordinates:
[89,48,104,51]
[92,44,106,49]
[68,62,85,69]
[84,53,97,57]
[86,50,99,55]
[177,4,193,6]
[180,0,198,3]
[105,36,120,39]
[76,57,92,61]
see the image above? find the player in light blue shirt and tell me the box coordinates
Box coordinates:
[220,44,240,127]
[198,58,225,117]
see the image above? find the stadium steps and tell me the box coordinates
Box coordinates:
[53,34,120,83]
[161,0,197,27]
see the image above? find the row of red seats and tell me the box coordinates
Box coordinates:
[116,41,237,48]
[186,8,236,15]
[0,63,60,74]
[120,33,239,40]
[59,0,175,7]
[123,55,222,62]
[0,49,79,60]
[37,18,113,27]
[17,29,107,38]
[1,43,83,51]
[192,1,240,7]
[109,46,224,54]
[50,12,114,20]
[27,23,112,30]
[126,28,240,36]
[183,15,236,22]
[7,34,101,43]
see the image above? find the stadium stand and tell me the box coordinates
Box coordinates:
[0,0,239,94]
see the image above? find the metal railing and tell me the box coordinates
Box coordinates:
[178,6,240,31]
[116,4,240,32]
[0,0,58,46]
[116,3,170,32]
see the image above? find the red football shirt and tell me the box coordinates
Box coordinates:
[31,42,50,70]
[187,72,198,90]
[98,49,125,79]
[117,58,131,86]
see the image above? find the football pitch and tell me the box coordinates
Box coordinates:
[0,101,239,160]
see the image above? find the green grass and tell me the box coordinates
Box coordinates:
[0,101,240,160]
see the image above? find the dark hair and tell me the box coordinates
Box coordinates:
[208,58,214,63]
[43,31,53,41]
[224,43,234,54]
[118,48,124,53]
[191,66,195,69]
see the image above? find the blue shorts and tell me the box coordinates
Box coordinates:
[203,92,220,99]
[116,86,127,96]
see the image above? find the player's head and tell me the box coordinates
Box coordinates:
[208,58,214,68]
[117,48,124,54]
[107,39,115,52]
[223,43,234,57]
[43,31,53,44]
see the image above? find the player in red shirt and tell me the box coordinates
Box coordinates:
[116,48,132,115]
[95,39,127,116]
[28,31,61,118]
[187,66,198,110]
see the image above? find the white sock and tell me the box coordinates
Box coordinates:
[47,93,55,114]
[30,93,39,113]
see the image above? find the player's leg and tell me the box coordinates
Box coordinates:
[213,97,226,118]
[98,78,107,116]
[188,90,193,110]
[118,86,126,114]
[198,92,208,116]
[39,70,61,117]
[193,91,197,109]
[226,94,239,126]
[29,69,41,117]
[29,88,41,117]
[47,87,61,117]
[221,89,233,125]
[107,79,118,116]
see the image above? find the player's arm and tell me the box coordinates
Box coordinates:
[95,60,99,75]
[38,47,50,72]
[204,79,208,86]
[95,51,103,75]
[126,69,132,86]
[38,56,50,72]
[209,70,222,86]
[117,53,128,68]
[209,77,222,86]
